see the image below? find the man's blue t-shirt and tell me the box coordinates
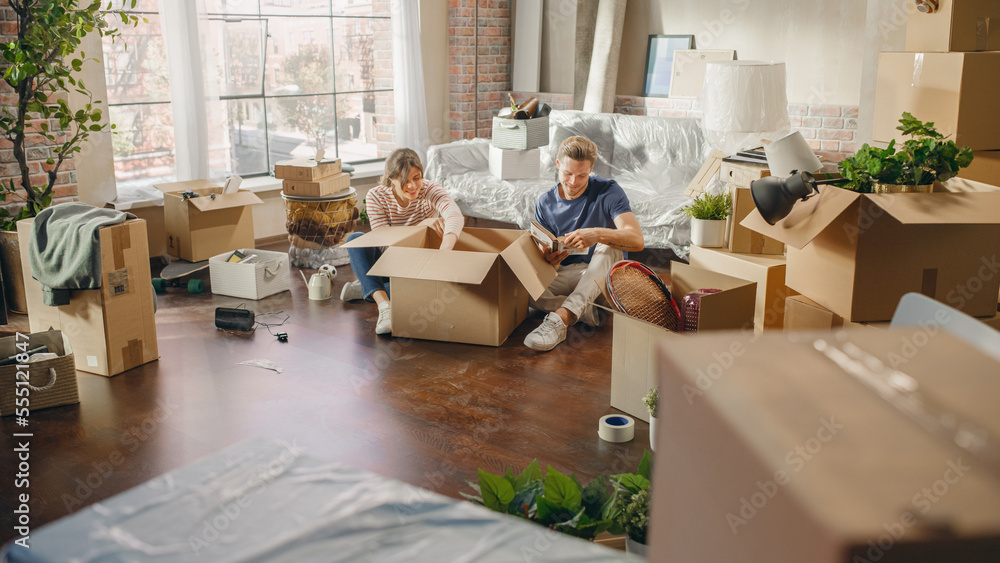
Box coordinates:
[535,175,633,266]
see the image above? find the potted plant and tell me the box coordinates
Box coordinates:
[0,0,139,311]
[643,387,658,451]
[683,190,731,247]
[615,488,650,555]
[837,112,973,194]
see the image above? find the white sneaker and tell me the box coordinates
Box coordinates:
[524,312,567,351]
[341,280,363,302]
[375,302,392,335]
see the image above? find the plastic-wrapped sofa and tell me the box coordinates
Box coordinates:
[425,110,713,258]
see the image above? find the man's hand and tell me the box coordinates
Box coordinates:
[542,246,569,266]
[563,228,600,249]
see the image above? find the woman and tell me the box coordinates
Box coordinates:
[341,148,464,335]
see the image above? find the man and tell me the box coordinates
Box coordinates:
[524,135,644,351]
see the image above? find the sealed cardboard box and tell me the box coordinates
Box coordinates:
[343,226,557,346]
[607,262,756,422]
[154,180,263,263]
[742,187,1000,322]
[282,172,350,198]
[905,0,1000,52]
[18,219,158,377]
[274,158,342,181]
[488,145,540,180]
[650,329,1000,562]
[689,246,794,332]
[105,199,166,258]
[873,51,1000,151]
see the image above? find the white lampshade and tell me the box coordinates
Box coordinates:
[701,60,791,155]
[764,131,822,177]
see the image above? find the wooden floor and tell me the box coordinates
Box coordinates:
[0,239,669,541]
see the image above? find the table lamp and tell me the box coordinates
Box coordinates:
[700,61,791,156]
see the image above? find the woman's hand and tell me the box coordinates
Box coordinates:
[420,217,446,237]
[439,232,458,251]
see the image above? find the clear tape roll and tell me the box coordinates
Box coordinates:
[598,415,635,443]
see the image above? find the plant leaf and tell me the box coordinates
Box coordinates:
[543,466,581,510]
[515,459,542,490]
[637,450,653,481]
[477,469,514,513]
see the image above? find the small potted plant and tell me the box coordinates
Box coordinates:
[837,112,973,194]
[683,190,731,247]
[643,387,658,451]
[615,488,650,555]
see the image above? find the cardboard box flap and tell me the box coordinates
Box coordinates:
[340,226,429,249]
[868,191,1000,225]
[368,246,499,284]
[186,191,263,212]
[499,234,558,300]
[741,185,860,249]
[152,179,219,194]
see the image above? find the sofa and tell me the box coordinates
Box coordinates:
[425,110,713,258]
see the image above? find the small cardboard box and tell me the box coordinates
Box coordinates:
[729,186,785,255]
[607,262,756,422]
[282,172,351,198]
[720,159,769,189]
[874,51,1000,150]
[491,111,550,150]
[742,186,1000,322]
[488,145,540,180]
[650,329,1000,562]
[18,219,158,377]
[208,248,291,300]
[689,246,794,332]
[343,226,557,346]
[274,158,342,181]
[154,180,263,263]
[905,0,1000,52]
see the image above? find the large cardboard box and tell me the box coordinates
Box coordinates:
[742,186,1000,322]
[905,0,1000,52]
[608,262,756,422]
[154,180,263,263]
[873,51,1000,151]
[689,246,794,332]
[488,145,540,180]
[650,329,1000,562]
[17,219,158,377]
[958,151,1000,186]
[343,226,556,346]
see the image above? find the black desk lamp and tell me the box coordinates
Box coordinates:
[750,171,842,225]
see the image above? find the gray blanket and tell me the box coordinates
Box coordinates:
[30,203,134,306]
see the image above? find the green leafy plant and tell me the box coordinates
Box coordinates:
[615,488,650,545]
[463,450,653,541]
[837,112,974,193]
[0,0,142,230]
[359,198,368,225]
[642,388,658,418]
[682,190,731,221]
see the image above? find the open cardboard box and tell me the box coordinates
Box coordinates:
[689,246,794,332]
[650,328,1000,562]
[154,180,263,262]
[601,262,756,422]
[342,225,556,346]
[742,186,1000,322]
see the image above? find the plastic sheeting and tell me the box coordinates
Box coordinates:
[2,439,642,563]
[425,109,712,259]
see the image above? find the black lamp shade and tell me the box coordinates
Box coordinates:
[750,171,819,225]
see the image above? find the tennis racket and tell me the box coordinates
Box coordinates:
[606,261,683,332]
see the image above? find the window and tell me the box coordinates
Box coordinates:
[103,1,390,188]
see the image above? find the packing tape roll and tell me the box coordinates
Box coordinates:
[598,415,635,443]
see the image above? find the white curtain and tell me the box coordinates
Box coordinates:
[158,0,221,181]
[391,0,429,163]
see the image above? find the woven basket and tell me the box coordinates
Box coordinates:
[0,330,79,416]
[283,190,358,248]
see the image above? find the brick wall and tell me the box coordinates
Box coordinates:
[0,0,79,215]
[372,0,394,157]
[448,0,511,140]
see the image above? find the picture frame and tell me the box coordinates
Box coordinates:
[642,34,695,98]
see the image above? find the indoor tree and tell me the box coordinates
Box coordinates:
[0,0,142,229]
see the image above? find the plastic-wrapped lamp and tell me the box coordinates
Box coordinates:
[700,61,791,155]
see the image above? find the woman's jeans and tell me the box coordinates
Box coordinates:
[345,231,390,301]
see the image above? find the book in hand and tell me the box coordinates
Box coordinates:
[530,221,589,255]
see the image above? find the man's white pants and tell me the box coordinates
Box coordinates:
[530,244,623,324]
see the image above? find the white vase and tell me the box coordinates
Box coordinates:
[648,414,657,452]
[626,536,648,556]
[690,218,727,247]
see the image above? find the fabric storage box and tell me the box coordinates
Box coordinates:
[491,104,551,150]
[208,248,291,300]
[0,330,78,416]
[488,145,540,180]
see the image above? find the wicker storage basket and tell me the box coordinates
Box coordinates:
[284,189,358,268]
[0,330,79,416]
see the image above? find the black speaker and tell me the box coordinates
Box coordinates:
[215,307,255,331]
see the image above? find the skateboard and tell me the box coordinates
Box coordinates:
[152,259,209,294]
